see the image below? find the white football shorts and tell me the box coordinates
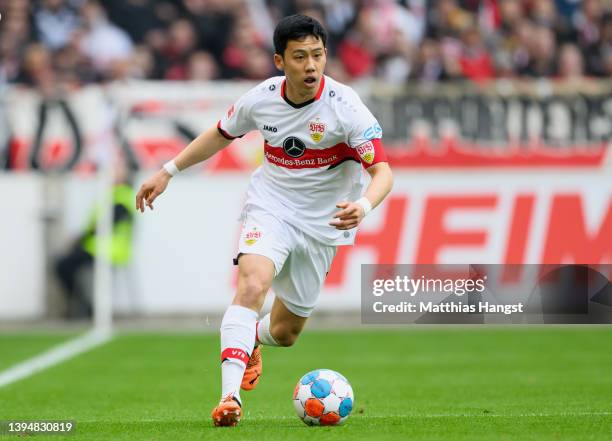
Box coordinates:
[235,204,337,317]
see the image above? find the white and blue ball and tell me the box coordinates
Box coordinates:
[293,369,354,426]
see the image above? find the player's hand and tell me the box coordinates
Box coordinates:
[135,169,172,213]
[329,201,366,230]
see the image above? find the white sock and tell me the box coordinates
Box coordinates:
[221,361,245,405]
[220,305,258,403]
[255,313,281,347]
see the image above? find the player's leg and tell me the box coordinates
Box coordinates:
[241,282,308,393]
[214,206,293,426]
[257,230,337,348]
[213,254,275,426]
[256,296,308,347]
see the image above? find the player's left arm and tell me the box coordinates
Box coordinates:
[331,87,393,230]
[330,161,393,230]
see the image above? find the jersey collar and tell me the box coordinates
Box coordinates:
[281,76,325,109]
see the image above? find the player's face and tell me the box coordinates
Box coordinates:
[275,35,327,100]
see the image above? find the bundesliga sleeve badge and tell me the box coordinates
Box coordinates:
[309,118,326,143]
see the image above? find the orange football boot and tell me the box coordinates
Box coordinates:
[241,346,262,391]
[211,394,242,427]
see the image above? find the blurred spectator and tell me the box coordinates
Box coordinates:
[19,43,56,91]
[601,14,612,76]
[320,0,357,54]
[498,0,525,35]
[55,163,135,319]
[78,1,134,77]
[377,27,416,84]
[241,47,275,80]
[104,0,164,44]
[557,43,584,78]
[575,0,604,48]
[184,0,235,63]
[187,51,218,80]
[490,2,527,77]
[520,25,558,77]
[162,19,198,80]
[54,39,97,86]
[555,0,581,22]
[129,45,156,80]
[337,7,379,78]
[427,0,473,40]
[2,0,611,86]
[33,0,80,51]
[323,58,350,83]
[458,27,494,81]
[509,19,535,74]
[0,31,24,82]
[222,14,272,78]
[412,38,448,81]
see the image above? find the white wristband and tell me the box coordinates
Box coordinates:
[163,160,179,176]
[355,197,372,216]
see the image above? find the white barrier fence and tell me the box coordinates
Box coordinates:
[2,170,611,319]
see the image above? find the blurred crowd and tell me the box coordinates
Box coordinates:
[0,0,611,91]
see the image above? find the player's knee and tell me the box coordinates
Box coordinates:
[275,333,298,347]
[235,274,268,307]
[270,324,300,347]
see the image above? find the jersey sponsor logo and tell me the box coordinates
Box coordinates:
[227,104,235,119]
[265,151,338,168]
[263,124,278,133]
[264,141,358,169]
[363,123,382,140]
[244,227,262,245]
[309,118,326,143]
[356,140,375,164]
[282,136,306,158]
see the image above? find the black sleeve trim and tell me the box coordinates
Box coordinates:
[217,121,244,140]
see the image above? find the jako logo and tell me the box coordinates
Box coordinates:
[263,125,278,132]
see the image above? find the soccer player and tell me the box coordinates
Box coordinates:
[135,14,393,427]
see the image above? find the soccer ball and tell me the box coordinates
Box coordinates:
[293,369,354,426]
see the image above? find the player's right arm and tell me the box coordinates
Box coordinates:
[135,124,231,213]
[136,82,261,213]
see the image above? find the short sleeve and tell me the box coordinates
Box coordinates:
[345,90,387,168]
[217,90,258,139]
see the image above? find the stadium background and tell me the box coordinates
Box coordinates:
[0,1,611,440]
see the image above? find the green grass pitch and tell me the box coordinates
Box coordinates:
[0,327,610,440]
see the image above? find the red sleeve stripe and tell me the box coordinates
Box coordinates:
[361,138,387,168]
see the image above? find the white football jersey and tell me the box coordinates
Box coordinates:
[218,75,386,245]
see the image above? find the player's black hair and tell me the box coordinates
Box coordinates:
[273,14,327,56]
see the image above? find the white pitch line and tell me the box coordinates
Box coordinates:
[0,329,112,388]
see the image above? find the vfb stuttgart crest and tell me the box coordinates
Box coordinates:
[309,119,326,143]
[244,226,262,245]
[356,140,375,164]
